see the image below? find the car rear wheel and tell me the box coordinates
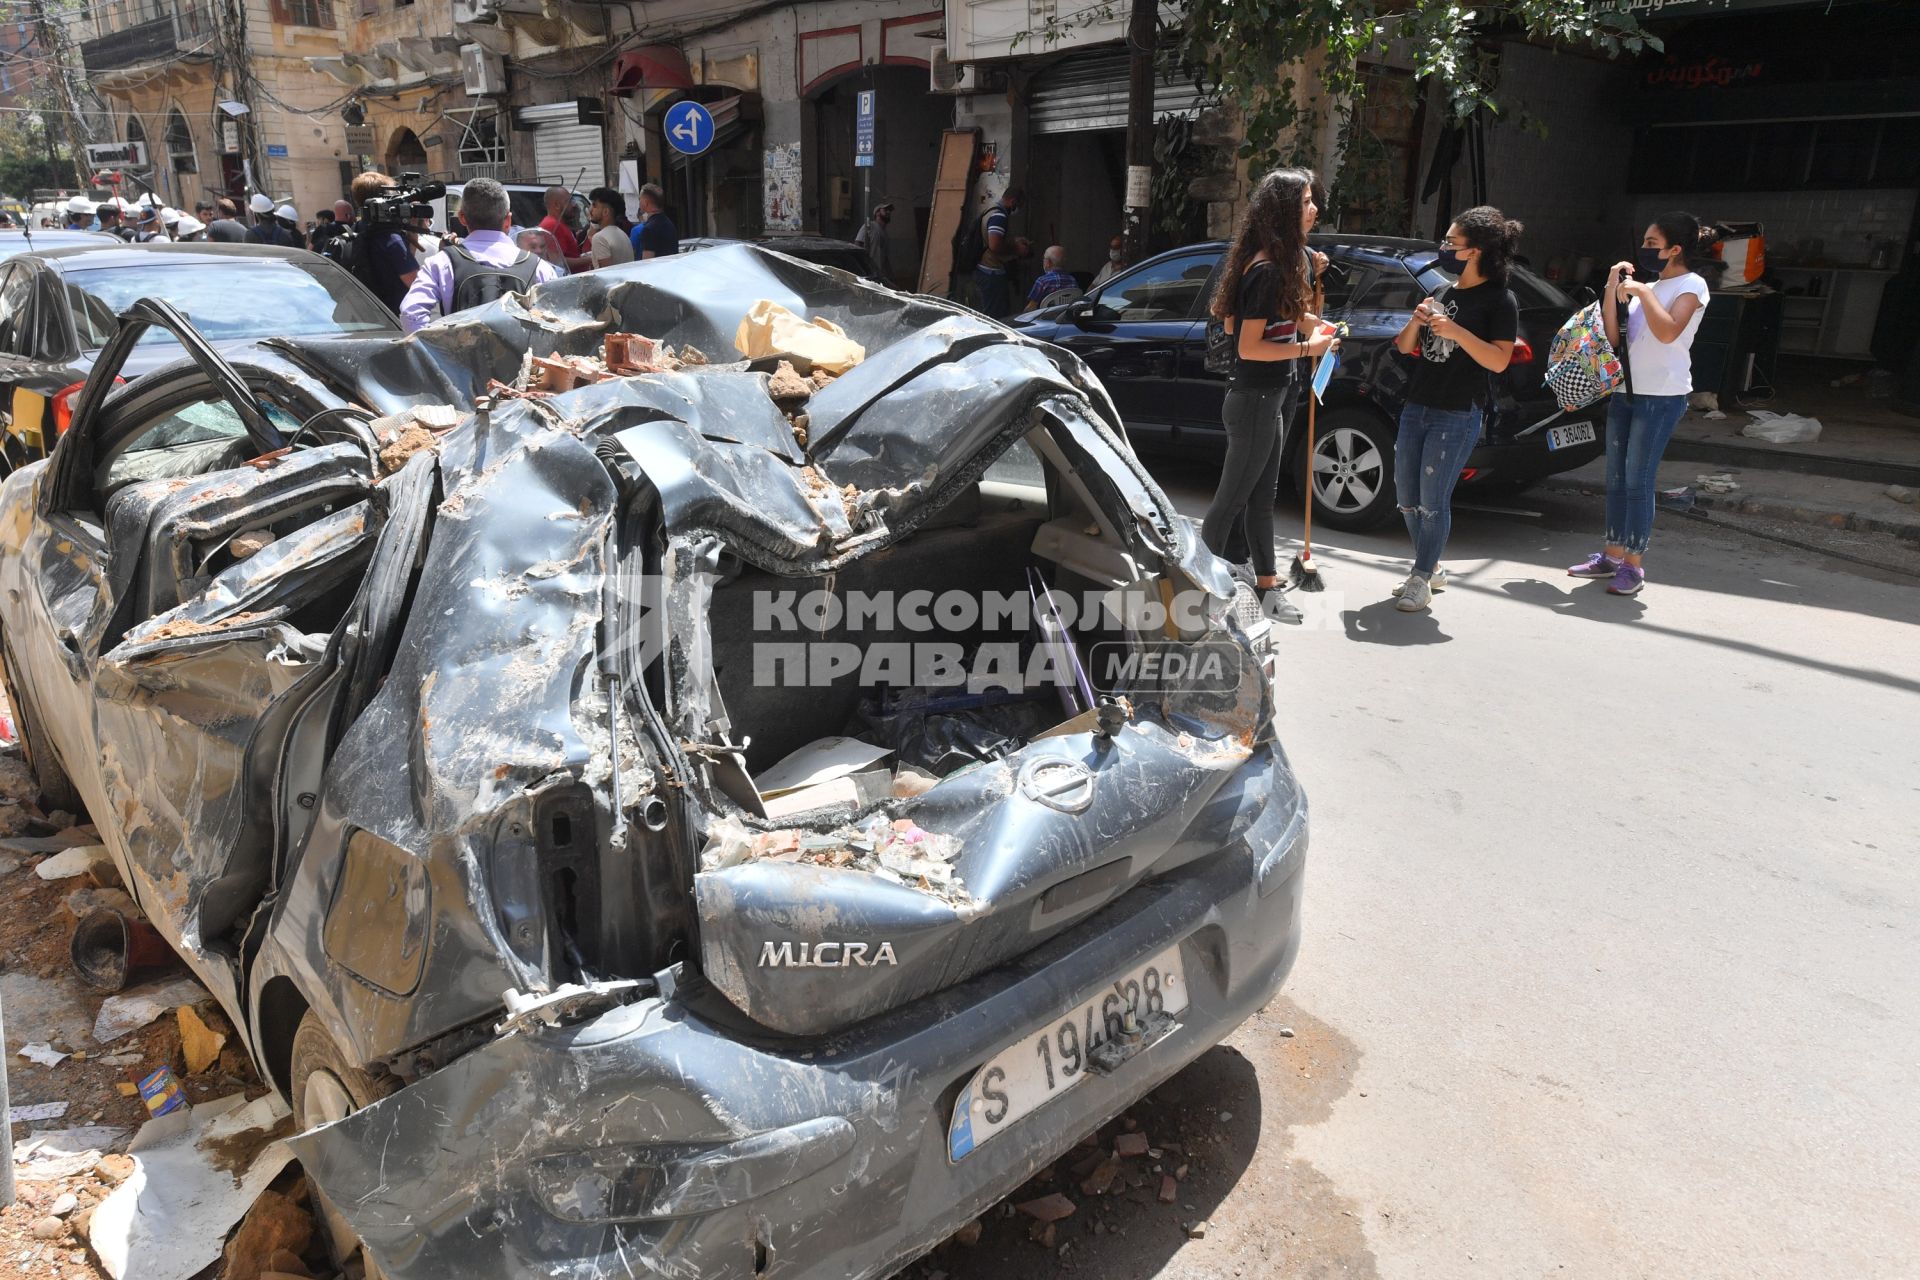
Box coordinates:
[291,1013,398,1280]
[1299,408,1397,531]
[0,634,82,815]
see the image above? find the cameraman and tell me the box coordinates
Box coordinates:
[345,171,419,315]
[400,178,556,333]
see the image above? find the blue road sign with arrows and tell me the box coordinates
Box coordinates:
[855,90,875,169]
[664,101,715,157]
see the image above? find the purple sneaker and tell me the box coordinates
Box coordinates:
[1567,551,1621,579]
[1606,563,1645,595]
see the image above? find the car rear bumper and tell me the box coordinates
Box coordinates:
[1465,405,1606,487]
[288,752,1307,1280]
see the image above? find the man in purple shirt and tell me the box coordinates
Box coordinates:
[400,178,559,333]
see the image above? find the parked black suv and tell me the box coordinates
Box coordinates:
[1012,235,1605,529]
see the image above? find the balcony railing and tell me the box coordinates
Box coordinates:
[80,3,212,74]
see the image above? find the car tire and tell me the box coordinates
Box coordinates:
[1297,407,1398,531]
[290,1013,399,1280]
[0,634,83,816]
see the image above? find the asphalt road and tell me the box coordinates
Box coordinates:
[929,471,1920,1280]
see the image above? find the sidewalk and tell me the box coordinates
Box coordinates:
[1544,448,1920,545]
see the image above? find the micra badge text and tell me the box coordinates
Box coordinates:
[760,941,899,967]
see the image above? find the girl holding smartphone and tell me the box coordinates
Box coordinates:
[1567,212,1712,595]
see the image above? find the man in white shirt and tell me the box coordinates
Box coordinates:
[586,187,634,269]
[400,179,559,332]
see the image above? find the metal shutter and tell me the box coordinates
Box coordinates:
[518,103,606,186]
[1028,49,1208,135]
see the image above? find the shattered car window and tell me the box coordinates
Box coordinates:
[122,399,295,453]
[61,262,395,350]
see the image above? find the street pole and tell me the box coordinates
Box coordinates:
[1120,0,1156,264]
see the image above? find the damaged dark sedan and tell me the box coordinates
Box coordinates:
[0,246,1308,1280]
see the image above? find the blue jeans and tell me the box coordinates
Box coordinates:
[973,268,1011,318]
[1394,403,1482,576]
[1603,391,1688,555]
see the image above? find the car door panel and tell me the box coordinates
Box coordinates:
[1052,250,1217,434]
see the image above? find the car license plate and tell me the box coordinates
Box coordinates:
[1546,421,1597,451]
[947,947,1187,1162]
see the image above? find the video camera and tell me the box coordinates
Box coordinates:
[359,172,444,229]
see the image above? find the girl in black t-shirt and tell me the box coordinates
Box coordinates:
[1200,168,1339,625]
[1386,206,1523,612]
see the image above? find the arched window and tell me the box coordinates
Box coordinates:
[166,109,196,175]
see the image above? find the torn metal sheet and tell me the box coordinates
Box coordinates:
[88,1093,294,1280]
[92,976,207,1043]
[14,1125,130,1180]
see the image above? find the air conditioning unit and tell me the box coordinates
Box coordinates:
[929,45,978,94]
[461,43,506,96]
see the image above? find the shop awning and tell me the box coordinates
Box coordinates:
[612,45,695,96]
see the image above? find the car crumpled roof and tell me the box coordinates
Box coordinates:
[262,244,1191,574]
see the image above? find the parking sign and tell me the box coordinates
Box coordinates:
[855,90,875,169]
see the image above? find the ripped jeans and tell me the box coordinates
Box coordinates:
[1394,402,1482,577]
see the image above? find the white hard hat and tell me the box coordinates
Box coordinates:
[111,196,133,213]
[249,193,275,215]
[65,195,95,215]
[175,215,205,237]
[137,193,160,209]
[274,203,297,222]
[161,207,181,225]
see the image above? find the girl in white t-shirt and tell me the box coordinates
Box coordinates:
[1567,211,1712,596]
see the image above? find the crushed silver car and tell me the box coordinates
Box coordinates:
[0,247,1307,1279]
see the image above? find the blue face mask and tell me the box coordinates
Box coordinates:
[1436,247,1467,274]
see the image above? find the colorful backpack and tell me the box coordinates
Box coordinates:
[1544,301,1625,410]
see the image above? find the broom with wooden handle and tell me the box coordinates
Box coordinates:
[1288,270,1329,592]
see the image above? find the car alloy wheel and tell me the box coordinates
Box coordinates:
[290,1013,394,1280]
[1302,409,1397,531]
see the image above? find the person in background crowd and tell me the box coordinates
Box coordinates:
[1091,233,1129,288]
[1567,211,1713,597]
[348,171,420,315]
[1387,206,1523,613]
[586,187,634,270]
[515,226,568,276]
[63,196,94,231]
[274,203,304,250]
[1200,168,1333,627]
[970,186,1029,319]
[410,210,442,260]
[245,194,277,243]
[401,178,557,333]
[631,183,679,260]
[309,207,345,256]
[539,186,591,272]
[853,201,895,283]
[1025,244,1077,310]
[160,208,183,240]
[206,198,247,243]
[173,214,207,242]
[127,202,165,242]
[39,217,53,229]
[99,200,131,240]
[194,200,215,224]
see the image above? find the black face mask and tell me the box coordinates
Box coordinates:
[1635,246,1671,278]
[1436,247,1467,274]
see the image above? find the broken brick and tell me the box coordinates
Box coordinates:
[1114,1132,1150,1158]
[766,359,812,401]
[1079,1156,1124,1197]
[1158,1175,1178,1204]
[950,1219,983,1247]
[1027,1221,1056,1249]
[1014,1192,1076,1223]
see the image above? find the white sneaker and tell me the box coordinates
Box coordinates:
[1392,567,1447,596]
[1394,575,1433,611]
